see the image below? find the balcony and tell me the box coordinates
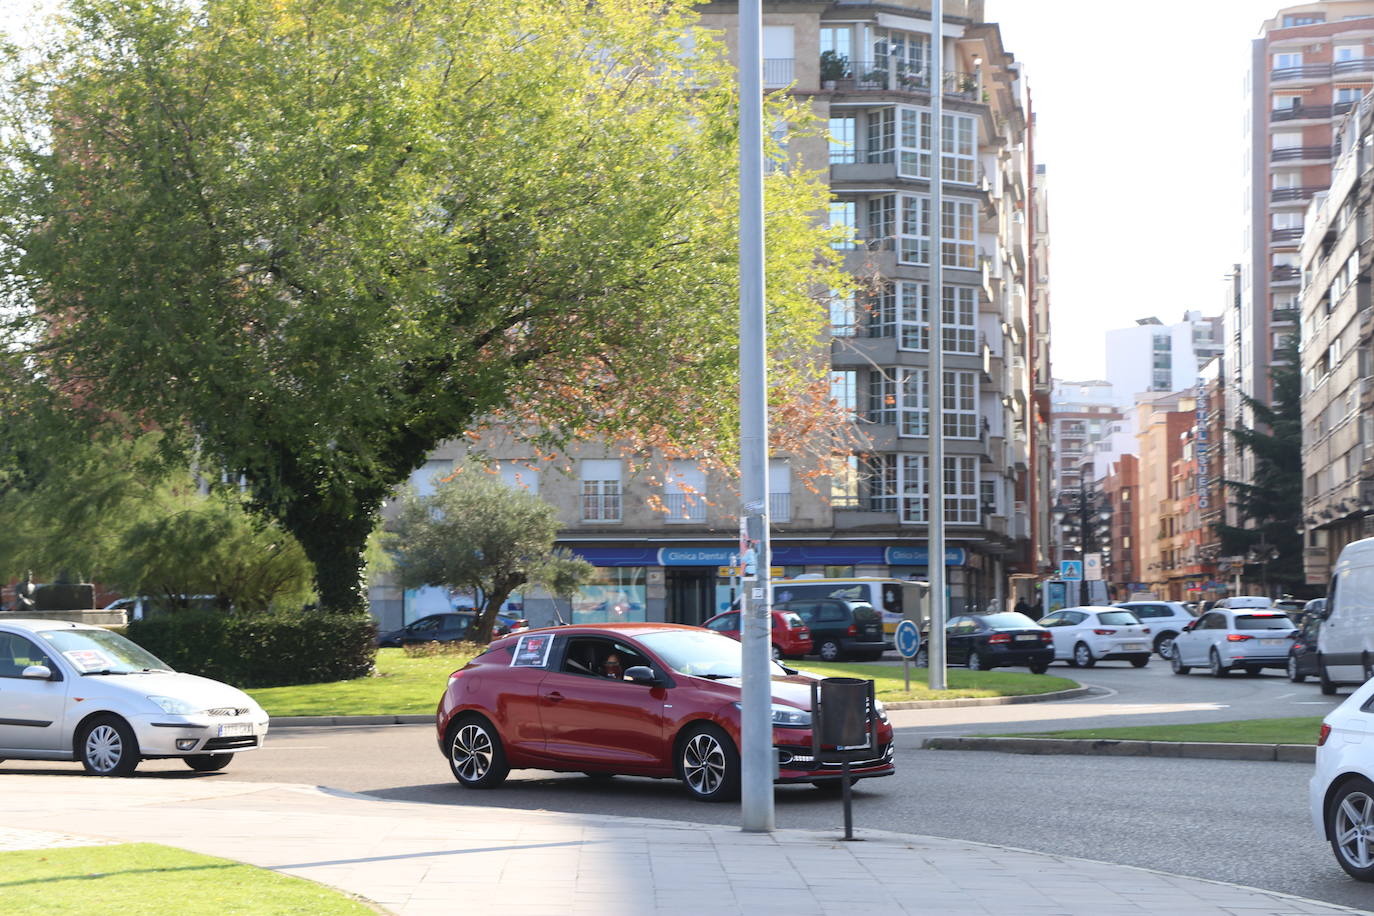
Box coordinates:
[1270,63,1333,82]
[1271,185,1328,203]
[661,493,707,523]
[1271,145,1333,162]
[1269,101,1355,123]
[833,61,981,101]
[763,58,794,89]
[1271,227,1305,242]
[769,491,791,523]
[1272,306,1299,324]
[1271,265,1302,284]
[1334,59,1374,77]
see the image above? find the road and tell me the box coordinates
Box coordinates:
[11,659,1372,910]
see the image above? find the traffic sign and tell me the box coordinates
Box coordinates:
[895,620,922,659]
[1059,560,1083,581]
[1083,553,1102,581]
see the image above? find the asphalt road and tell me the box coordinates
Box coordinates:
[11,658,1374,910]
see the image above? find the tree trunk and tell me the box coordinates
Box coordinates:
[289,507,377,616]
[472,578,519,643]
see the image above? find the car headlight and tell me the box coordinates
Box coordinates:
[147,695,200,715]
[733,702,813,727]
[873,698,889,723]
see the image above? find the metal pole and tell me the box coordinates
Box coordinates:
[927,0,948,690]
[738,0,774,833]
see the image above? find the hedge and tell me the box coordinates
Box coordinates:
[126,609,376,688]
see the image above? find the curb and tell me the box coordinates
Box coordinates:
[922,735,1317,763]
[271,714,433,728]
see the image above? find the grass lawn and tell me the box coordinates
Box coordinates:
[0,843,373,915]
[993,716,1327,746]
[245,649,1077,716]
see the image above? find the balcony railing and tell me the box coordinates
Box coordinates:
[1269,101,1355,122]
[763,58,794,88]
[836,61,981,100]
[1334,59,1374,75]
[661,492,706,522]
[1271,145,1334,161]
[1271,227,1305,242]
[1271,265,1302,283]
[769,491,791,523]
[1273,306,1299,324]
[1271,185,1327,203]
[1271,64,1334,82]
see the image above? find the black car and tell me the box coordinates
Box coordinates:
[915,612,1054,673]
[774,598,887,661]
[377,611,526,648]
[1288,608,1325,683]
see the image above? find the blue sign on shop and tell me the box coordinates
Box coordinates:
[657,547,736,566]
[885,547,968,566]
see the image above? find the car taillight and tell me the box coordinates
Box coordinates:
[1319,723,1332,747]
[1041,632,1053,641]
[988,633,1010,644]
[1227,634,1253,642]
[1142,627,1150,634]
[1093,629,1116,635]
[847,624,857,636]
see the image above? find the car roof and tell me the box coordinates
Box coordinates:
[489,622,706,648]
[0,619,102,635]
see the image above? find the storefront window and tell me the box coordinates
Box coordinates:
[573,567,647,623]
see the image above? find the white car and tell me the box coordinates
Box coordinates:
[0,619,269,776]
[1036,607,1152,668]
[1311,675,1374,880]
[1170,607,1296,677]
[1114,600,1198,659]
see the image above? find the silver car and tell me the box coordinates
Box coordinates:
[1114,600,1198,659]
[1170,607,1296,677]
[0,619,269,776]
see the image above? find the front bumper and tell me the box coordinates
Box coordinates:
[774,741,896,782]
[130,713,269,757]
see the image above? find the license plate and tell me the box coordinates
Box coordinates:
[218,723,254,737]
[1122,643,1146,651]
[1260,638,1287,647]
[1015,635,1038,642]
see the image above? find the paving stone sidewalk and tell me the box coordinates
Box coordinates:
[0,774,1365,916]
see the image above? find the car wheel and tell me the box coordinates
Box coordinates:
[1170,647,1191,675]
[678,723,740,802]
[1209,648,1229,678]
[1321,659,1339,696]
[966,650,985,671]
[1154,633,1177,659]
[583,772,615,781]
[78,717,140,777]
[914,647,928,668]
[1328,776,1374,881]
[1029,663,1048,675]
[446,715,510,789]
[1288,654,1306,683]
[770,643,782,662]
[1072,642,1095,668]
[818,640,841,662]
[1130,655,1149,668]
[184,753,234,772]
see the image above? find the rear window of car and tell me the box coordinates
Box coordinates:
[1236,614,1294,630]
[780,611,805,628]
[980,612,1037,629]
[1097,612,1140,625]
[850,604,880,622]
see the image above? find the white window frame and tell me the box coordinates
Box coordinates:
[941,198,977,269]
[769,458,792,522]
[941,286,978,353]
[829,370,857,412]
[898,368,929,437]
[897,193,929,265]
[941,113,977,184]
[897,281,928,351]
[942,370,979,439]
[581,459,622,522]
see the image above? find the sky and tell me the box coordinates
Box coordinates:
[0,0,1303,380]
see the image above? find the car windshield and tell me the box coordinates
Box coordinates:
[1235,614,1294,630]
[1096,611,1140,625]
[980,612,1038,629]
[38,628,172,674]
[637,629,787,678]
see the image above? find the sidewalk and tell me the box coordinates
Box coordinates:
[0,774,1363,916]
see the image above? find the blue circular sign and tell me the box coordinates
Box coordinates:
[895,619,922,659]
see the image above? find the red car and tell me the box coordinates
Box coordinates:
[435,623,894,801]
[701,609,813,659]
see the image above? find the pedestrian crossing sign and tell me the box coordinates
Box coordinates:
[1059,560,1083,581]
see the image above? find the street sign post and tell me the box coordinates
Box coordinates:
[1083,553,1102,581]
[1059,560,1083,581]
[895,619,922,692]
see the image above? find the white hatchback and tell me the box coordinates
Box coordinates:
[0,619,269,776]
[1170,607,1296,677]
[1312,675,1374,880]
[1036,607,1152,668]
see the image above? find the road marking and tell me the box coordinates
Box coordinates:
[1274,693,1294,699]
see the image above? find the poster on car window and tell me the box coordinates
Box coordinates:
[63,649,114,672]
[511,633,554,668]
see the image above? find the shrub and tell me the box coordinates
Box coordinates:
[127,609,376,688]
[401,640,484,658]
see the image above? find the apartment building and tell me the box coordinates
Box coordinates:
[1134,392,1196,598]
[1298,92,1374,586]
[1101,454,1140,598]
[1104,313,1224,410]
[370,1,1048,630]
[1030,163,1054,579]
[1236,1,1374,505]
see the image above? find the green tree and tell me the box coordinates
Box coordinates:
[0,0,848,615]
[1216,336,1303,592]
[390,467,593,642]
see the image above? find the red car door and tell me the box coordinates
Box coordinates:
[538,636,667,768]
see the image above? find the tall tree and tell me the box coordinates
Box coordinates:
[0,0,848,615]
[390,467,594,642]
[1216,336,1303,592]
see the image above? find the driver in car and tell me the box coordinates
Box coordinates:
[602,652,626,679]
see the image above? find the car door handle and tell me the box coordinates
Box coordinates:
[545,692,564,704]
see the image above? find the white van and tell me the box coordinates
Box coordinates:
[1317,537,1374,694]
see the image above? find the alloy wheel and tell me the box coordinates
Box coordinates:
[683,732,727,797]
[1335,789,1374,871]
[452,724,493,783]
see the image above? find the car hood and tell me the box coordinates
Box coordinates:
[81,671,262,713]
[684,672,821,710]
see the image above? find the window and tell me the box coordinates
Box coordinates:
[866,108,894,164]
[408,458,453,498]
[819,26,852,61]
[829,200,856,248]
[1335,43,1363,62]
[831,455,860,509]
[867,454,897,512]
[762,26,794,88]
[897,281,928,351]
[828,116,856,164]
[1272,130,1302,150]
[942,286,978,353]
[942,114,977,184]
[891,455,979,524]
[830,291,857,337]
[0,634,55,679]
[1272,93,1302,111]
[867,283,896,338]
[1280,15,1322,27]
[581,459,622,522]
[499,461,539,494]
[900,454,927,521]
[770,458,792,522]
[941,199,977,269]
[868,194,895,246]
[830,370,857,412]
[664,460,706,522]
[867,371,896,425]
[1337,86,1364,105]
[873,27,929,87]
[899,194,928,264]
[943,370,978,439]
[898,368,929,437]
[898,108,931,178]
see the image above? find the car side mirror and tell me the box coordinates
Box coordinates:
[778,664,799,676]
[624,666,659,685]
[21,664,53,680]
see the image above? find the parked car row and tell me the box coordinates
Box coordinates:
[376,611,529,648]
